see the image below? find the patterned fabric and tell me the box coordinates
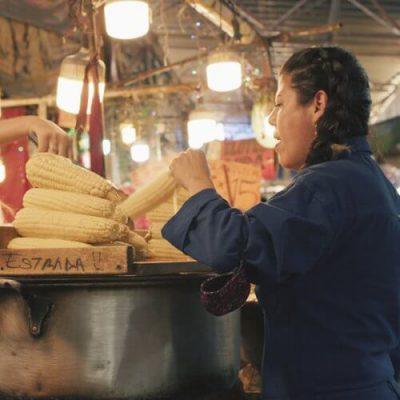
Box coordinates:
[200,262,250,316]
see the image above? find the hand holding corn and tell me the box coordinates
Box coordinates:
[169,150,215,196]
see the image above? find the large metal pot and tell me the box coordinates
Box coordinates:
[0,268,240,399]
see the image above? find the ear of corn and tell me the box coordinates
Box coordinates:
[148,239,192,261]
[126,230,149,251]
[14,208,128,244]
[116,170,178,219]
[8,237,91,249]
[25,153,126,203]
[23,188,128,223]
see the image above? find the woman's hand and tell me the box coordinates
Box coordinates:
[169,149,215,196]
[29,117,73,158]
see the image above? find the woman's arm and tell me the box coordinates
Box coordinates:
[163,150,340,285]
[0,116,72,157]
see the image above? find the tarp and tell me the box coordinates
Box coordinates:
[0,0,70,33]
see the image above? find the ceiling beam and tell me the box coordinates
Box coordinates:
[185,0,255,44]
[346,0,400,36]
[271,0,311,30]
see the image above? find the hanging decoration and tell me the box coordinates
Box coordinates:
[104,0,150,40]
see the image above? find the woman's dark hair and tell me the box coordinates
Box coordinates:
[281,46,371,166]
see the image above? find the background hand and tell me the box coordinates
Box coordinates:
[30,117,73,158]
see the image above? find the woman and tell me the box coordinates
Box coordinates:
[0,115,72,156]
[162,46,400,399]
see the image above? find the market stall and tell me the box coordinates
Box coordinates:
[0,1,399,399]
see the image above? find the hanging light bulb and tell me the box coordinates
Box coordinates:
[105,1,150,40]
[187,110,217,149]
[120,123,136,145]
[130,143,150,163]
[206,51,242,92]
[0,159,6,183]
[56,48,106,115]
[102,139,111,156]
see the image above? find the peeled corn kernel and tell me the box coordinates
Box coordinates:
[116,170,178,219]
[8,237,91,249]
[14,208,127,244]
[23,188,127,223]
[26,153,126,203]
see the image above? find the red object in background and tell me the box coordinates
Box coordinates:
[0,107,30,222]
[89,83,105,177]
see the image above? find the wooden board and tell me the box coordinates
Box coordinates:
[0,246,133,276]
[0,226,133,276]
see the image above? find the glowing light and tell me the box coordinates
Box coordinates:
[0,160,6,183]
[130,144,150,162]
[215,123,225,141]
[102,139,111,155]
[187,111,217,148]
[120,124,136,145]
[56,48,105,115]
[206,51,242,92]
[105,1,150,40]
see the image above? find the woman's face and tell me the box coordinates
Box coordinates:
[268,74,317,170]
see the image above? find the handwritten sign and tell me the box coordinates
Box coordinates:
[209,160,261,211]
[0,246,131,276]
[220,139,276,180]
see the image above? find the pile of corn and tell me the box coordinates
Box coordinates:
[147,187,193,261]
[10,153,151,257]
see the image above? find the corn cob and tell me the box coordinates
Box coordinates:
[148,239,192,260]
[25,153,126,203]
[126,230,149,252]
[8,237,91,249]
[23,188,127,224]
[115,170,178,219]
[14,208,128,244]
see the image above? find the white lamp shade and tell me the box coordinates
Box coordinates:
[56,48,106,115]
[187,117,217,148]
[56,78,105,115]
[188,132,204,149]
[206,59,242,92]
[102,139,111,155]
[120,124,136,145]
[130,144,150,162]
[105,1,150,40]
[0,161,6,183]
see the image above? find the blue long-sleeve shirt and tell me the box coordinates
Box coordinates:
[162,136,400,399]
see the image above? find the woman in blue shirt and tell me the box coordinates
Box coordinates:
[162,46,400,399]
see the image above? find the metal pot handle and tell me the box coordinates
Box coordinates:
[0,278,54,338]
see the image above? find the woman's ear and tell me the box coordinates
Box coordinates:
[312,90,328,124]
